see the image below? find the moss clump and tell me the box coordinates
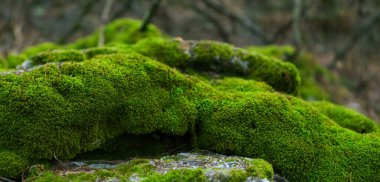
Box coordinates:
[310,101,379,133]
[0,148,29,179]
[196,91,380,181]
[0,42,61,69]
[31,50,86,65]
[132,38,190,67]
[67,18,163,49]
[246,45,294,61]
[131,38,301,95]
[143,168,206,182]
[245,159,274,180]
[0,53,197,160]
[209,77,274,93]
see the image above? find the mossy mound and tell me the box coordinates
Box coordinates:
[196,92,380,181]
[0,53,198,162]
[0,52,379,181]
[1,18,379,181]
[310,101,379,133]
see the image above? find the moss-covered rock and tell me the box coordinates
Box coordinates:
[196,91,380,181]
[27,151,274,182]
[310,101,379,133]
[0,52,379,181]
[131,38,301,95]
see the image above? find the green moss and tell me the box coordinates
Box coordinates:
[31,172,66,182]
[245,159,274,180]
[0,42,62,69]
[196,91,380,181]
[131,38,301,94]
[310,101,379,133]
[67,18,163,49]
[142,168,206,182]
[210,77,274,93]
[21,42,62,57]
[0,53,197,160]
[2,53,28,69]
[0,148,29,179]
[228,169,249,182]
[0,52,379,181]
[31,50,86,65]
[247,45,332,100]
[246,45,294,61]
[132,38,190,67]
[83,47,123,59]
[116,159,156,178]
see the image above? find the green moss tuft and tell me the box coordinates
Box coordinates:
[210,77,274,93]
[142,168,206,182]
[310,101,379,133]
[31,50,86,65]
[131,38,301,94]
[245,159,274,180]
[83,47,123,59]
[68,18,163,49]
[115,159,156,178]
[0,148,29,179]
[246,45,294,61]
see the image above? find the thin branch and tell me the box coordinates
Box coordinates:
[191,3,231,43]
[58,0,95,44]
[330,10,380,68]
[140,0,162,32]
[0,176,15,182]
[111,0,132,19]
[98,0,114,47]
[290,0,303,59]
[201,0,269,44]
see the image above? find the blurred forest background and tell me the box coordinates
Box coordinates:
[1,0,380,122]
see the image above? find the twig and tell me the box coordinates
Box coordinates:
[191,3,231,42]
[330,10,380,68]
[291,0,302,59]
[53,152,63,164]
[111,0,132,19]
[98,0,114,47]
[140,0,162,32]
[0,176,15,182]
[58,0,95,44]
[201,0,269,44]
